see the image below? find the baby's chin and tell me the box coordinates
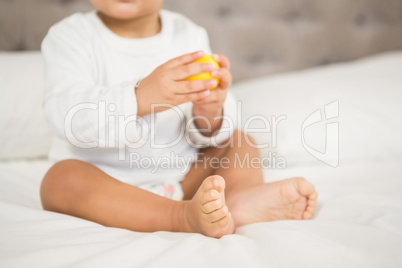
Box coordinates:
[110,5,141,19]
[95,0,163,22]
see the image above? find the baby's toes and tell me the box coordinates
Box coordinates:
[199,189,220,206]
[209,214,233,238]
[198,175,226,206]
[308,191,318,202]
[296,177,316,197]
[207,205,229,223]
[308,197,317,209]
[201,175,225,194]
[215,213,230,228]
[202,198,223,214]
[303,208,314,219]
[303,200,317,219]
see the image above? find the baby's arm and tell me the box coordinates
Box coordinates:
[182,29,238,146]
[42,30,139,148]
[191,53,232,137]
[136,51,237,146]
[182,54,238,147]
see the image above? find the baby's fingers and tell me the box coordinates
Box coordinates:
[212,68,232,89]
[166,51,204,69]
[178,89,211,103]
[176,79,218,94]
[213,54,230,70]
[173,62,215,80]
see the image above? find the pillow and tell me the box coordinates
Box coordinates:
[231,51,402,168]
[0,51,53,160]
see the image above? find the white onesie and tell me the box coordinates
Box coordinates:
[41,9,237,200]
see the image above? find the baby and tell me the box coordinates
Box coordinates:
[40,0,317,238]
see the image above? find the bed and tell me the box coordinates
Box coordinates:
[1,50,401,267]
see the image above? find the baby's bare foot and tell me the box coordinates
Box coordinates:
[182,175,235,238]
[228,177,318,227]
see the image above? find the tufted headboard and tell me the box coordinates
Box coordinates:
[1,0,402,82]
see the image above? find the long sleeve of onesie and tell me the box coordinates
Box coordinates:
[42,21,141,149]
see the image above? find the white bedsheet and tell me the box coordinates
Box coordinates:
[1,159,402,268]
[2,50,402,267]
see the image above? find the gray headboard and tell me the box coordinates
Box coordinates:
[1,0,402,82]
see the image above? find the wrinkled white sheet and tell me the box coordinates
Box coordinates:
[1,159,401,268]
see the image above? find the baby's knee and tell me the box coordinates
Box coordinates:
[40,159,88,211]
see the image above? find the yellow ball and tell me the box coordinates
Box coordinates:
[184,54,220,90]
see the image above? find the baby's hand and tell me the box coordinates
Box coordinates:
[192,54,232,114]
[136,51,217,116]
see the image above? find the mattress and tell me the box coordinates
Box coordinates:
[1,159,401,267]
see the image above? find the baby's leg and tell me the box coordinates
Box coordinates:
[181,129,264,200]
[181,130,318,227]
[181,131,264,199]
[40,160,233,238]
